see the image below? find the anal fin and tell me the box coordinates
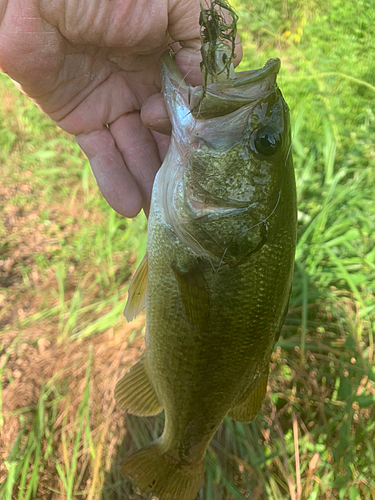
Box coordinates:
[114,356,162,416]
[228,375,268,423]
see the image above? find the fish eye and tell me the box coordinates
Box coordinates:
[254,126,281,156]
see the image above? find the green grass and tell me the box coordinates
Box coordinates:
[1,1,375,499]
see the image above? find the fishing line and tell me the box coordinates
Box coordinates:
[247,188,282,232]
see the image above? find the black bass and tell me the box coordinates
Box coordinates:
[115,50,297,500]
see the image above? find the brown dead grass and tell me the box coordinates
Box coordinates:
[0,167,144,499]
[0,317,146,498]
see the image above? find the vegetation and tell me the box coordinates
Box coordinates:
[1,0,374,499]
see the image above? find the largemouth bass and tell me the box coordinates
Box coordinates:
[115,50,297,500]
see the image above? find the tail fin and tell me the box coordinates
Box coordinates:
[122,441,205,500]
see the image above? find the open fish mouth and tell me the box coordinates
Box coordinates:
[159,51,281,122]
[188,58,281,119]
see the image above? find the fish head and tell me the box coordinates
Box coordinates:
[160,51,294,266]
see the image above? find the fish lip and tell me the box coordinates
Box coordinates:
[233,58,281,87]
[159,51,282,121]
[160,50,280,90]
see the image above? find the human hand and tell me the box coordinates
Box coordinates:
[0,0,242,217]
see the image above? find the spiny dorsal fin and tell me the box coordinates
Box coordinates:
[124,253,148,321]
[228,375,268,423]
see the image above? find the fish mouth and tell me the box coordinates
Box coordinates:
[188,58,281,119]
[159,51,281,121]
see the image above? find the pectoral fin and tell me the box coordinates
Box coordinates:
[124,253,148,321]
[228,375,268,423]
[171,259,210,331]
[114,355,162,416]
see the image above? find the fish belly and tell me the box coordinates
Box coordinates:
[145,188,292,464]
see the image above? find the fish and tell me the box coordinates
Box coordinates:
[114,49,297,500]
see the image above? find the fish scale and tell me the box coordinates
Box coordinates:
[114,49,297,500]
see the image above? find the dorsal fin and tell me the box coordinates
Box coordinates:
[124,253,148,321]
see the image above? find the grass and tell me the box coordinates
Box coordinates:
[1,0,375,499]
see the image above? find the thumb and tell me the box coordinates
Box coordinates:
[141,0,243,136]
[168,0,202,85]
